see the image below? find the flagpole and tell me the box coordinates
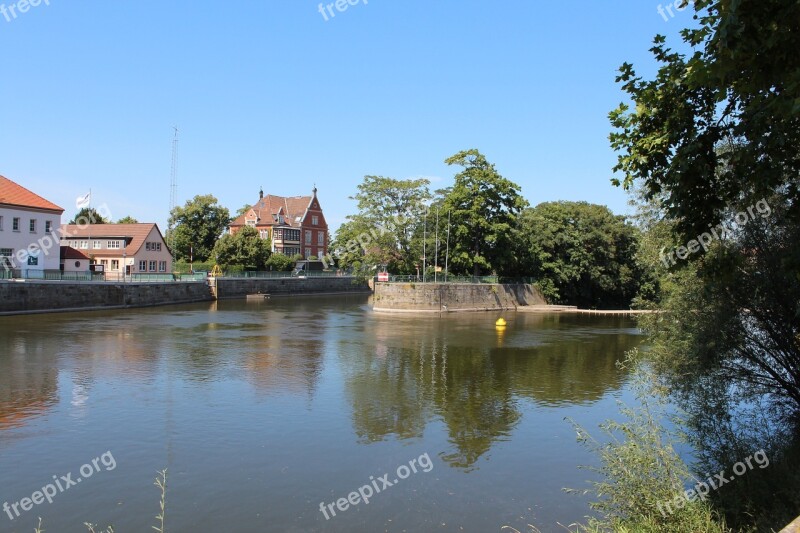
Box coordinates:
[445,210,450,283]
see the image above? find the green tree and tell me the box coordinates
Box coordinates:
[235,205,251,218]
[518,201,645,309]
[265,253,295,271]
[116,216,138,224]
[442,149,527,276]
[167,195,230,262]
[69,207,110,224]
[211,226,271,270]
[330,176,431,274]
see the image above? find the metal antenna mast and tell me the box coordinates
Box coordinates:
[168,126,179,254]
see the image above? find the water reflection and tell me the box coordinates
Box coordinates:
[0,336,59,431]
[341,312,641,470]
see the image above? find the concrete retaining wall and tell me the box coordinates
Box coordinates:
[0,280,213,314]
[373,283,546,313]
[212,276,370,299]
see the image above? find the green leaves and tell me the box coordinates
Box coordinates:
[212,226,271,270]
[167,195,230,262]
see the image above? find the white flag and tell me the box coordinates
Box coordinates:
[75,192,91,209]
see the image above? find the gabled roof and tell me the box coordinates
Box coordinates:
[0,175,64,212]
[60,223,167,255]
[60,246,90,260]
[231,194,315,228]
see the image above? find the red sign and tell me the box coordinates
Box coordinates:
[377,272,389,282]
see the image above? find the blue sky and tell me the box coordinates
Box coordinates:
[0,0,697,233]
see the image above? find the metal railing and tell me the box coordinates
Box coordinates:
[380,275,537,285]
[0,270,207,283]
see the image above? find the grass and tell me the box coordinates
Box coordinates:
[33,469,166,533]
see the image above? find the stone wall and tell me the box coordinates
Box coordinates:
[212,276,370,299]
[373,283,546,312]
[0,280,213,314]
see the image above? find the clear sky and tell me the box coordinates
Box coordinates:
[0,0,697,233]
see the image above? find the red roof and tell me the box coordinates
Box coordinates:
[60,246,90,260]
[60,223,167,256]
[230,194,315,228]
[0,175,64,212]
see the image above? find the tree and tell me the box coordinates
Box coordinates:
[609,0,800,241]
[116,216,138,224]
[265,253,295,271]
[211,226,271,270]
[167,195,230,262]
[442,149,527,276]
[69,207,110,224]
[518,201,645,309]
[330,176,431,274]
[235,205,251,218]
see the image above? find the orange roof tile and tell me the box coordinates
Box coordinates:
[0,175,64,212]
[230,194,314,228]
[60,246,90,260]
[60,223,167,255]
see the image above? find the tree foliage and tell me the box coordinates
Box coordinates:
[518,201,646,309]
[167,195,230,262]
[211,226,271,270]
[265,253,296,272]
[330,176,430,274]
[442,149,527,276]
[69,207,110,224]
[116,216,138,224]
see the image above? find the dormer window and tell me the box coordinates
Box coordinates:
[246,220,256,227]
[312,216,319,225]
[278,215,285,224]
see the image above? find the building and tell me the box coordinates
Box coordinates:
[228,187,329,259]
[0,175,65,275]
[60,246,91,272]
[60,223,172,276]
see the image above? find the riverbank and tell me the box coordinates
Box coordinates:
[0,276,371,315]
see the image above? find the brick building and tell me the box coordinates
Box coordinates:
[229,187,328,259]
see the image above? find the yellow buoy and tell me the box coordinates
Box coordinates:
[495,318,507,327]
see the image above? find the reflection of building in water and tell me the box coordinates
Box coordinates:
[244,334,324,398]
[0,345,59,430]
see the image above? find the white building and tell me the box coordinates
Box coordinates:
[0,175,64,276]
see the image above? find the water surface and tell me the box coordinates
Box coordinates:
[0,296,642,532]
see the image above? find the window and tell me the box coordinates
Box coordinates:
[79,241,89,249]
[317,231,324,245]
[101,260,109,267]
[111,260,119,271]
[260,230,269,240]
[159,261,167,272]
[93,241,102,249]
[246,219,256,227]
[45,221,52,233]
[138,260,147,271]
[29,219,36,233]
[273,229,283,240]
[285,229,300,241]
[13,217,20,231]
[27,255,38,266]
[305,230,312,244]
[0,216,3,230]
[312,215,319,226]
[304,248,312,259]
[149,260,157,272]
[278,215,285,224]
[108,240,121,249]
[145,242,162,252]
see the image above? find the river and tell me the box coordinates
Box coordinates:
[0,295,642,533]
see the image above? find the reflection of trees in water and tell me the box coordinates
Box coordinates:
[341,314,640,470]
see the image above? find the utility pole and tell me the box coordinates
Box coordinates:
[434,208,439,283]
[422,206,428,283]
[445,210,450,282]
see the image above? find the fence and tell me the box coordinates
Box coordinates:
[0,270,207,283]
[381,275,537,285]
